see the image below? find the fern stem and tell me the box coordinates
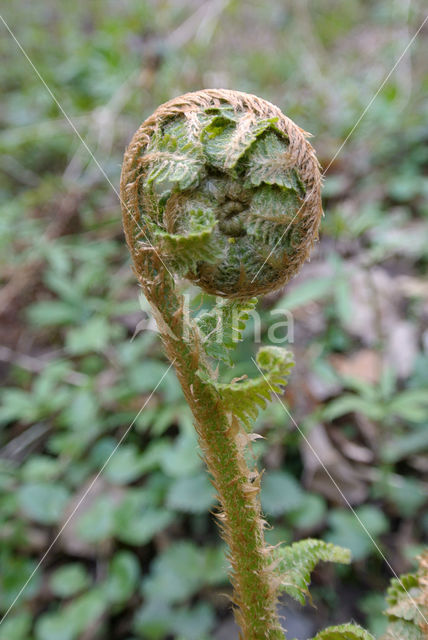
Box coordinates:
[135,253,284,640]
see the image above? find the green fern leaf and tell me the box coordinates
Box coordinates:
[380,553,428,640]
[384,574,421,623]
[310,623,375,639]
[197,297,258,364]
[150,116,204,156]
[244,131,305,195]
[201,111,280,171]
[381,619,422,640]
[147,154,203,194]
[274,539,351,605]
[146,117,205,195]
[201,346,294,429]
[154,208,221,275]
[247,185,303,248]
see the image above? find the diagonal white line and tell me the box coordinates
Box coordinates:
[251,14,428,285]
[322,14,427,176]
[0,360,175,626]
[251,356,428,626]
[0,13,174,280]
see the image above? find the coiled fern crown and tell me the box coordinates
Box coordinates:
[121,88,323,298]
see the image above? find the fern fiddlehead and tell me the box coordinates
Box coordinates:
[120,89,369,639]
[121,89,322,298]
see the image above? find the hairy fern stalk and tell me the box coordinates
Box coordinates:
[120,89,425,639]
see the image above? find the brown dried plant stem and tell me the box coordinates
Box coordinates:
[132,251,284,640]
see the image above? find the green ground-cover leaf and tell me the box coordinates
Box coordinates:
[134,600,215,640]
[0,555,41,612]
[35,588,106,640]
[115,506,174,546]
[102,444,146,485]
[18,483,69,525]
[49,564,91,598]
[326,506,388,561]
[104,551,140,605]
[0,611,32,640]
[289,493,327,530]
[158,430,202,477]
[76,495,116,543]
[261,470,304,516]
[142,542,227,605]
[166,472,215,513]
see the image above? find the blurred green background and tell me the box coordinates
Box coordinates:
[0,1,427,639]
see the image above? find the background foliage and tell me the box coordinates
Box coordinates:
[0,1,427,639]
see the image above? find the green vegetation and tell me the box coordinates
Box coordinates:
[121,87,328,638]
[0,1,427,639]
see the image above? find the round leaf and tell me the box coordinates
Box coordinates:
[261,471,304,516]
[18,483,69,525]
[50,564,90,598]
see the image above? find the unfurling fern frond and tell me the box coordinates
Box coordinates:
[273,539,351,605]
[381,551,428,640]
[381,619,422,640]
[121,89,350,640]
[201,346,294,430]
[309,623,375,640]
[197,296,258,364]
[384,573,420,623]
